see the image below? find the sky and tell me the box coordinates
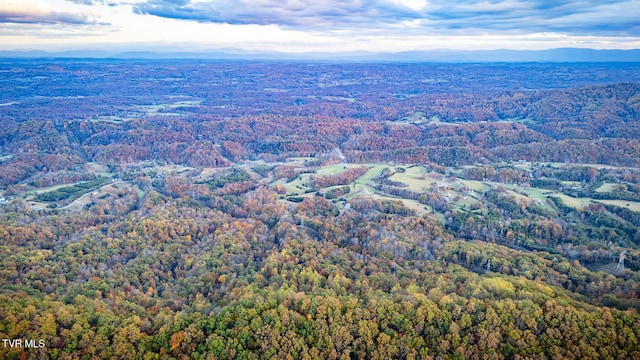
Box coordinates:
[0,0,639,53]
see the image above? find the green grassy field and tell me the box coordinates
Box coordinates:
[521,187,559,211]
[453,195,482,212]
[359,192,431,215]
[560,181,580,187]
[541,162,624,170]
[27,182,82,196]
[26,180,131,211]
[283,176,312,196]
[551,194,594,209]
[136,100,201,117]
[321,96,356,103]
[316,164,352,176]
[388,166,430,192]
[0,154,13,162]
[459,179,489,192]
[283,163,372,196]
[395,112,436,124]
[286,157,315,163]
[59,181,132,211]
[85,162,111,175]
[274,159,640,216]
[593,199,640,212]
[353,165,387,185]
[504,189,531,203]
[594,183,618,193]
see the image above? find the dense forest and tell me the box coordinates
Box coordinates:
[0,60,639,359]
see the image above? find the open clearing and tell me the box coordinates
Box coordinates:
[388,166,430,193]
[504,189,531,203]
[541,162,634,170]
[551,194,594,209]
[353,165,387,185]
[27,182,81,197]
[86,162,110,175]
[21,156,638,220]
[595,183,618,193]
[593,199,640,212]
[138,100,201,116]
[0,154,14,162]
[316,164,353,176]
[26,180,130,211]
[359,192,430,215]
[459,179,489,192]
[60,180,132,211]
[521,187,559,211]
[560,181,580,187]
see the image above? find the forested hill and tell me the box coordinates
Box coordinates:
[0,60,639,359]
[2,81,640,185]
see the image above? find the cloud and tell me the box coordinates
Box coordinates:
[66,0,97,4]
[64,0,128,5]
[0,2,98,25]
[133,0,422,27]
[131,0,640,35]
[425,0,640,35]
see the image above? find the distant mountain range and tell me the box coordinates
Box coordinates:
[1,48,639,62]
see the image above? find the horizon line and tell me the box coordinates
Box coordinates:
[1,47,640,62]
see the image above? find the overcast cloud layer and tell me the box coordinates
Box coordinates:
[133,0,420,27]
[131,0,640,35]
[0,0,638,52]
[0,2,96,25]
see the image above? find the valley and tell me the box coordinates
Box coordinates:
[0,60,639,359]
